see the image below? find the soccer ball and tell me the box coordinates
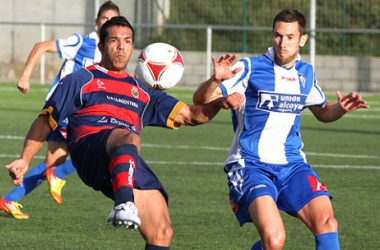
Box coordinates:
[136,42,185,90]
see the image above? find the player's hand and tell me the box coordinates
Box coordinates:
[212,54,243,82]
[5,159,29,186]
[222,92,245,110]
[17,75,31,94]
[337,91,369,112]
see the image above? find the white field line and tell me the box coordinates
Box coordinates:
[1,137,378,159]
[0,155,379,170]
[0,135,379,170]
[145,161,380,170]
[0,154,380,170]
[1,136,378,159]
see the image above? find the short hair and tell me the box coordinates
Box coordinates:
[99,16,135,45]
[97,1,120,19]
[272,9,307,35]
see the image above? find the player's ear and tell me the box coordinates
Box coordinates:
[98,42,104,53]
[299,34,308,47]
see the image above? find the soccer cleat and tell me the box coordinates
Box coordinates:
[0,196,29,219]
[107,201,141,230]
[44,166,66,204]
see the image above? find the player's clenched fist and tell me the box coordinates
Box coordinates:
[222,92,244,110]
[5,159,29,186]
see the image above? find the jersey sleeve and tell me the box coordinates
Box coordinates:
[56,33,83,60]
[304,73,327,107]
[142,89,185,130]
[219,58,250,97]
[40,69,91,130]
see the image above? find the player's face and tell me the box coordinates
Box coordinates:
[272,21,308,68]
[96,9,119,31]
[99,25,134,74]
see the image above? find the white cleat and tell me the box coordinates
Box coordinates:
[107,201,141,230]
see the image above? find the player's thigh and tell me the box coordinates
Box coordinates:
[45,140,69,167]
[249,195,285,239]
[106,128,141,156]
[134,189,172,243]
[296,195,337,235]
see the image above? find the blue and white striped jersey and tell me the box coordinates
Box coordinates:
[220,47,327,166]
[45,31,101,101]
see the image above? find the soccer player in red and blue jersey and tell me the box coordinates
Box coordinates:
[6,16,244,250]
[0,1,120,218]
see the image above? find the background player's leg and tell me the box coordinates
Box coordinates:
[44,140,70,204]
[134,189,173,249]
[45,140,69,167]
[53,159,76,179]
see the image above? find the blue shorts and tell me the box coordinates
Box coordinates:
[69,129,168,203]
[226,160,332,226]
[46,119,68,142]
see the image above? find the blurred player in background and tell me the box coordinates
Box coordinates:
[193,8,369,250]
[6,16,244,249]
[0,1,119,219]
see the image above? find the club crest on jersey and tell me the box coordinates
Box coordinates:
[257,90,307,114]
[131,86,139,98]
[299,73,306,88]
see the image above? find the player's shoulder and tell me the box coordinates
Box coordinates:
[65,67,94,84]
[295,59,314,73]
[83,31,98,41]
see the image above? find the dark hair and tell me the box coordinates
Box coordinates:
[272,9,307,35]
[99,16,135,45]
[97,1,120,19]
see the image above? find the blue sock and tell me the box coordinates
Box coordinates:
[145,244,170,250]
[315,232,340,250]
[251,240,263,250]
[53,159,76,179]
[4,161,47,201]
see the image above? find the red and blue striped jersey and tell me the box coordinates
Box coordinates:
[40,64,186,146]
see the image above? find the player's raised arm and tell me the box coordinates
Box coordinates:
[17,40,58,94]
[309,91,369,122]
[193,54,242,105]
[5,115,52,185]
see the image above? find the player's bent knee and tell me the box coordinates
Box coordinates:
[323,216,338,233]
[143,222,173,246]
[312,215,338,235]
[262,230,285,250]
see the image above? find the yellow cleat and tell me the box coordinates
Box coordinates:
[0,196,29,219]
[44,167,66,204]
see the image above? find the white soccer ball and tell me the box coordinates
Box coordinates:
[136,42,185,90]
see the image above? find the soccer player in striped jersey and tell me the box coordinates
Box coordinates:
[5,16,244,250]
[0,1,119,218]
[193,9,369,250]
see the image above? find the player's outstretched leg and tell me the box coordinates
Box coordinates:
[135,189,173,249]
[44,159,76,204]
[106,144,140,230]
[0,161,48,219]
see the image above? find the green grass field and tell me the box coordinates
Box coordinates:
[0,83,379,249]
